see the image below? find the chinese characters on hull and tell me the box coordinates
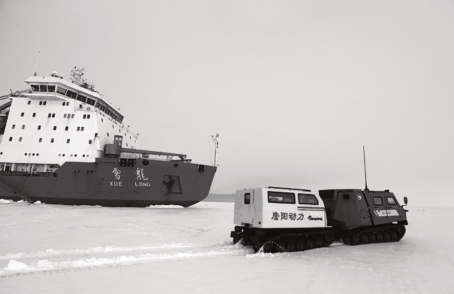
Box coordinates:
[109,167,151,187]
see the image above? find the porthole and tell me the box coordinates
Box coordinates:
[143,160,149,166]
[174,164,178,168]
[53,173,58,177]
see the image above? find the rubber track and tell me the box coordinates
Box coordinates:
[259,229,333,253]
[343,224,406,245]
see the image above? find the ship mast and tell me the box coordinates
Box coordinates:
[211,133,219,166]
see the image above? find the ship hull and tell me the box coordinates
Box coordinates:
[0,158,216,207]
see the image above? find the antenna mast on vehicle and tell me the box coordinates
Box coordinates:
[363,146,369,192]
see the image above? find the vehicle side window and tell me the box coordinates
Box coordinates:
[268,192,295,204]
[373,197,383,206]
[298,194,319,205]
[387,196,397,205]
[244,193,250,205]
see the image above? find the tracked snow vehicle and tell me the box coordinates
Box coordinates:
[230,187,335,253]
[231,186,408,253]
[319,189,408,245]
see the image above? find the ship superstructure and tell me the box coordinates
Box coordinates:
[1,68,138,169]
[0,69,216,207]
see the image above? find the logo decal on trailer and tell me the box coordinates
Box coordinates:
[271,212,304,221]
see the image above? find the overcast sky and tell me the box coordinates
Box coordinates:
[0,0,453,206]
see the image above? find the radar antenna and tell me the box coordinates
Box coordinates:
[70,67,96,91]
[210,134,219,167]
[363,146,369,192]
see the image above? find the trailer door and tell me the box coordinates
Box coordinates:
[239,189,255,225]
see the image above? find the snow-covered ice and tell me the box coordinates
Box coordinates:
[0,200,453,294]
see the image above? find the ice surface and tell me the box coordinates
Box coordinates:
[1,200,453,294]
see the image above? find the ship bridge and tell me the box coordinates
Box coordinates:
[24,76,124,124]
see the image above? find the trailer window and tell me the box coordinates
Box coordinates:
[298,194,319,205]
[387,196,397,205]
[373,197,383,206]
[244,193,251,204]
[268,192,295,204]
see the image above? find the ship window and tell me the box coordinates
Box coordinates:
[62,102,65,106]
[21,112,24,117]
[83,115,86,119]
[66,90,77,99]
[32,113,36,117]
[39,138,42,142]
[77,95,87,103]
[48,85,55,92]
[244,193,251,204]
[39,85,47,92]
[39,101,42,105]
[64,114,67,118]
[87,115,90,119]
[387,197,397,205]
[31,85,39,92]
[57,86,66,95]
[81,127,84,131]
[48,113,51,118]
[87,98,95,106]
[65,126,69,131]
[43,101,47,105]
[373,197,383,206]
[71,114,74,118]
[101,118,103,122]
[67,139,70,143]
[89,139,92,144]
[52,113,55,118]
[28,101,31,105]
[19,137,22,142]
[9,137,12,141]
[53,126,57,130]
[51,138,54,143]
[107,132,109,137]
[37,125,41,130]
[22,125,25,129]
[77,127,80,131]
[12,125,15,129]
[268,191,295,204]
[298,194,319,205]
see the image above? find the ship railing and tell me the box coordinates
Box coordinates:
[121,148,188,162]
